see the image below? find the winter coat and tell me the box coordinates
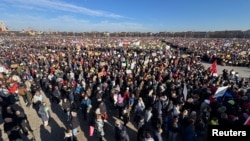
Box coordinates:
[118,126,130,141]
[62,100,71,112]
[8,82,19,94]
[52,89,61,99]
[99,102,107,115]
[182,125,197,141]
[71,116,80,129]
[81,98,91,108]
[0,87,10,97]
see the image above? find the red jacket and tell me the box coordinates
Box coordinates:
[123,92,130,101]
[8,82,19,94]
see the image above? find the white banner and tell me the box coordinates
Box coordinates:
[183,83,188,101]
[0,66,4,72]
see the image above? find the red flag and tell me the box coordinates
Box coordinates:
[244,117,250,125]
[210,60,217,73]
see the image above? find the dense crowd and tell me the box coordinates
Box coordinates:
[170,38,250,67]
[0,36,250,141]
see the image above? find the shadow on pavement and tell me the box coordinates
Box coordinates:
[40,117,65,141]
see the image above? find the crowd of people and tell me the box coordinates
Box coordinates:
[0,35,249,141]
[169,38,250,67]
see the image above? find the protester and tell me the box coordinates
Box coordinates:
[70,111,80,136]
[114,120,130,141]
[81,94,92,120]
[95,114,105,141]
[14,110,33,136]
[38,102,50,127]
[62,97,72,121]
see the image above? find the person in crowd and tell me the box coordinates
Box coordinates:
[168,116,179,141]
[18,83,32,107]
[70,111,80,137]
[117,94,125,119]
[122,106,130,126]
[81,94,92,120]
[64,128,78,141]
[52,85,62,104]
[143,131,155,141]
[3,117,23,141]
[62,97,72,121]
[128,93,136,113]
[38,102,50,127]
[32,90,43,108]
[74,83,83,108]
[24,77,34,106]
[195,117,206,139]
[144,106,153,129]
[152,126,163,141]
[135,97,145,115]
[14,110,33,136]
[95,114,105,141]
[114,120,130,141]
[182,119,197,141]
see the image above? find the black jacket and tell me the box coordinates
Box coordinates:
[71,116,79,129]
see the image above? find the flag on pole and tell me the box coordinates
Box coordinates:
[213,86,228,98]
[210,60,217,73]
[244,117,250,125]
[183,83,188,101]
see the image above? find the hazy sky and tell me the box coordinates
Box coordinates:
[1,0,250,32]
